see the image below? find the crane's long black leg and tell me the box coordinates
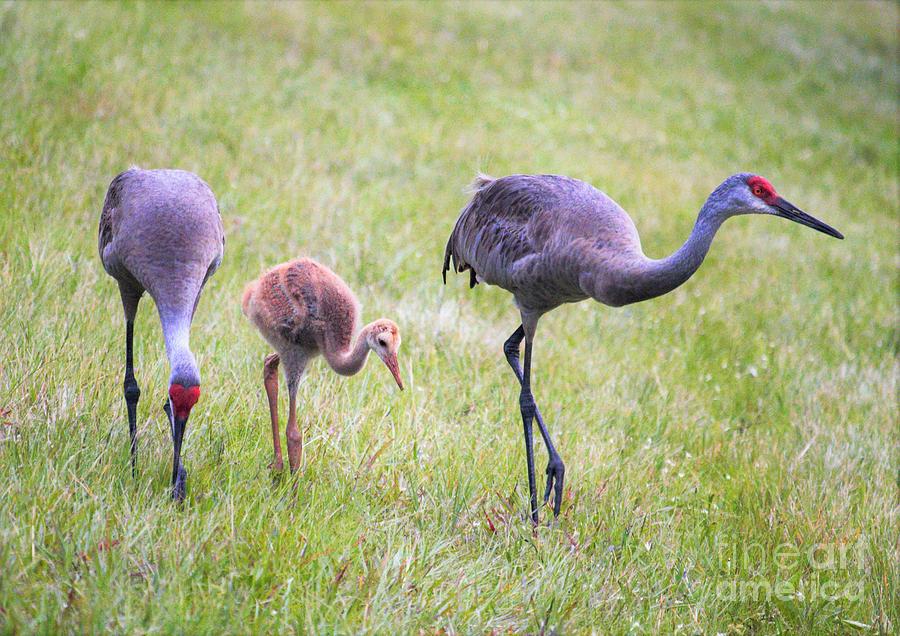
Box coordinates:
[504,326,565,518]
[123,319,140,478]
[519,338,539,524]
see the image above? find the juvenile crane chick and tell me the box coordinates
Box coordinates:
[243,258,403,474]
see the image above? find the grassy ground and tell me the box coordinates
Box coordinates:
[0,1,897,633]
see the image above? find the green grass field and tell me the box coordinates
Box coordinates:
[1,1,897,633]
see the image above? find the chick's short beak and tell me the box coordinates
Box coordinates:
[383,353,404,390]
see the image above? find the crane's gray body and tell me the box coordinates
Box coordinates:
[99,168,225,386]
[443,173,736,318]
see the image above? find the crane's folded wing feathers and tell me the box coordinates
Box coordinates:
[443,174,593,290]
[443,174,549,289]
[442,173,646,309]
[98,169,135,265]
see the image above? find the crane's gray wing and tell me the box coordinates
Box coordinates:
[443,173,646,312]
[98,169,136,278]
[443,174,620,287]
[443,174,552,290]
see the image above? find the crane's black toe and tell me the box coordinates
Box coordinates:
[543,456,565,517]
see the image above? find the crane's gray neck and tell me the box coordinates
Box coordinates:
[630,208,724,302]
[322,326,371,377]
[158,307,200,387]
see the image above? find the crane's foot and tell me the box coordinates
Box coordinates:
[286,429,303,475]
[543,455,565,518]
[172,465,187,503]
[268,457,285,487]
[124,376,140,479]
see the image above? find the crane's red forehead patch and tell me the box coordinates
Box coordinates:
[169,383,200,419]
[746,175,778,204]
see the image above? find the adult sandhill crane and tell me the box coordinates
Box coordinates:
[242,258,404,474]
[443,173,843,523]
[99,168,224,502]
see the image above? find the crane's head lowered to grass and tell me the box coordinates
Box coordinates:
[366,319,404,390]
[164,380,200,501]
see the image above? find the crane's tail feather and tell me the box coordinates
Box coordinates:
[442,236,453,284]
[464,172,495,194]
[443,173,494,286]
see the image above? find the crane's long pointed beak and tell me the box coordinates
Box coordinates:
[773,197,844,239]
[164,399,189,502]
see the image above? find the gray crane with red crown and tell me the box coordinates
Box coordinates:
[444,172,843,524]
[99,167,224,502]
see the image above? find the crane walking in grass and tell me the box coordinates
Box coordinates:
[99,168,224,502]
[443,172,843,523]
[242,258,404,475]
